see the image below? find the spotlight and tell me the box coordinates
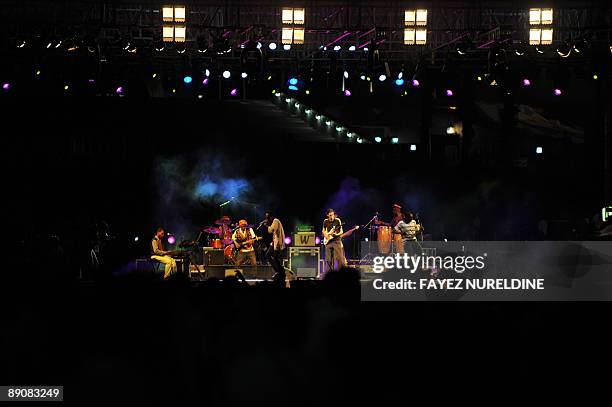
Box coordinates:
[360,74,366,81]
[134,237,139,242]
[285,98,291,103]
[346,132,354,139]
[115,86,124,95]
[198,94,203,99]
[284,236,292,245]
[283,44,291,51]
[152,73,157,78]
[335,126,343,132]
[288,85,298,91]
[398,72,403,79]
[288,77,298,86]
[202,78,210,85]
[35,70,41,76]
[305,90,311,95]
[315,236,321,245]
[256,42,262,49]
[391,137,399,144]
[183,76,193,84]
[269,42,277,50]
[294,103,300,108]
[593,74,599,80]
[2,82,10,91]
[343,89,352,97]
[410,144,417,151]
[205,69,211,77]
[395,79,405,86]
[446,126,456,135]
[305,109,312,114]
[333,45,341,51]
[349,45,356,51]
[553,88,562,96]
[315,115,322,120]
[241,72,248,79]
[412,79,420,87]
[536,146,543,154]
[325,120,332,126]
[446,89,454,97]
[343,71,349,79]
[374,136,382,143]
[477,76,483,81]
[230,88,238,97]
[64,84,69,91]
[167,235,176,245]
[378,74,387,82]
[222,71,231,79]
[356,137,364,144]
[522,78,531,87]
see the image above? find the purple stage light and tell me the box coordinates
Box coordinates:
[88,79,96,84]
[446,89,454,97]
[115,86,124,94]
[315,236,321,245]
[230,88,238,96]
[167,235,176,245]
[202,78,209,85]
[522,78,531,87]
[344,89,352,97]
[2,83,10,90]
[553,88,562,96]
[284,236,292,245]
[412,79,420,87]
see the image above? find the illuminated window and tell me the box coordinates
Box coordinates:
[529,8,553,45]
[162,5,186,42]
[281,7,305,45]
[404,9,427,45]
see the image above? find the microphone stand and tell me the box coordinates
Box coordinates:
[358,213,379,265]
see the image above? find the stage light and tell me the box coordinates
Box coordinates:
[205,69,211,77]
[378,74,387,82]
[410,144,417,151]
[333,45,341,51]
[152,73,158,79]
[315,115,322,120]
[115,86,124,94]
[305,90,310,95]
[172,88,176,93]
[522,78,531,87]
[283,44,291,51]
[536,146,543,154]
[344,89,352,97]
[315,236,321,245]
[294,103,300,108]
[230,88,238,97]
[285,98,291,103]
[360,74,366,81]
[198,94,203,99]
[553,88,562,96]
[241,72,248,78]
[134,237,139,242]
[335,126,343,132]
[356,137,364,144]
[2,83,10,91]
[222,70,231,79]
[446,126,456,135]
[88,79,96,84]
[391,137,399,144]
[35,70,41,76]
[284,236,292,245]
[269,42,277,50]
[477,76,483,81]
[256,42,262,49]
[325,120,332,126]
[412,79,420,87]
[288,85,298,91]
[64,84,69,91]
[446,89,454,97]
[343,71,349,79]
[593,74,599,80]
[305,109,312,114]
[395,78,405,86]
[349,45,356,51]
[183,76,193,84]
[202,78,209,85]
[167,235,176,245]
[289,77,298,86]
[364,47,369,52]
[375,136,382,143]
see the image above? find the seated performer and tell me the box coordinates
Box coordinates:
[150,227,177,279]
[322,208,347,271]
[394,212,423,256]
[232,220,258,266]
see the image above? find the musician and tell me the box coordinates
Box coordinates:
[232,219,258,266]
[375,203,405,253]
[263,211,286,283]
[394,211,423,256]
[150,227,177,280]
[322,208,347,271]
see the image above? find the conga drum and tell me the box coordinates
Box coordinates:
[377,226,392,253]
[393,233,404,254]
[224,244,236,264]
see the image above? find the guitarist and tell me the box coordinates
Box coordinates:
[322,209,347,271]
[232,219,259,266]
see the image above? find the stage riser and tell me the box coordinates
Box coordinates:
[201,265,275,280]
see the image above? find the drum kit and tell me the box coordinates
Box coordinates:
[201,215,257,264]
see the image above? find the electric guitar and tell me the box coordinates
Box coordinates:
[234,236,262,249]
[323,226,360,245]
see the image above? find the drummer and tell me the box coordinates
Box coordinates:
[375,203,405,253]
